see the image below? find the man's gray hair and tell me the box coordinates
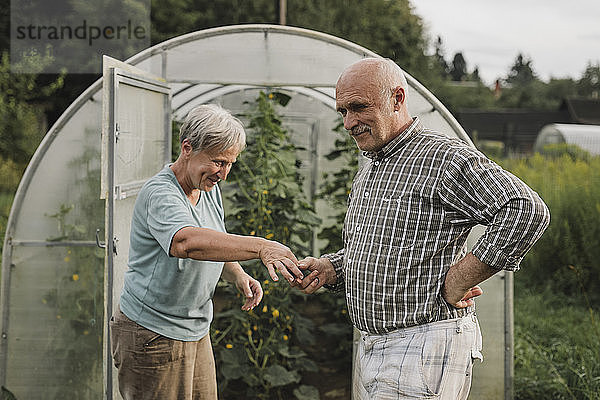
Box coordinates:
[378,58,409,106]
[179,104,246,152]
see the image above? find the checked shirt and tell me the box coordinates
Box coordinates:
[325,117,550,335]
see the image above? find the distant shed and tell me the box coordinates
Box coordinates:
[534,123,600,155]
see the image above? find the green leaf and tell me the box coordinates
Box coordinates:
[263,364,300,387]
[291,357,319,373]
[221,361,245,380]
[318,323,351,337]
[278,345,307,359]
[220,347,247,365]
[293,384,320,400]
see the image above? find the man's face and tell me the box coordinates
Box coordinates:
[335,67,397,152]
[187,145,239,192]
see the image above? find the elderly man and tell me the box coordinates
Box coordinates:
[110,104,302,400]
[299,58,550,399]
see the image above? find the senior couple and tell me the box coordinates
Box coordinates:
[110,58,550,400]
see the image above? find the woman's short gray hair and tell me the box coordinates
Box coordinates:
[179,104,246,153]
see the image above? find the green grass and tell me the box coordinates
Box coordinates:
[514,283,600,400]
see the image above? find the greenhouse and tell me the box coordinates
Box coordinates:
[1,25,511,399]
[534,123,600,155]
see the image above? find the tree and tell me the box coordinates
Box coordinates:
[469,66,481,82]
[577,62,600,98]
[288,0,429,78]
[149,0,430,82]
[432,36,449,78]
[506,53,536,86]
[449,52,467,81]
[0,52,63,185]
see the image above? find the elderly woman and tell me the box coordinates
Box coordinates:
[110,104,302,400]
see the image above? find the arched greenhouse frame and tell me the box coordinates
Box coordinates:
[1,25,512,399]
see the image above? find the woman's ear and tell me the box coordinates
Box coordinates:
[181,139,193,158]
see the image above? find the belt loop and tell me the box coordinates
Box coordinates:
[456,319,463,334]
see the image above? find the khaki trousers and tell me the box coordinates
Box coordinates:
[110,307,217,400]
[353,314,483,400]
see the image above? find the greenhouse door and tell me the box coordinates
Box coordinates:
[101,56,171,400]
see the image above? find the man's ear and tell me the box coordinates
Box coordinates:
[393,86,405,109]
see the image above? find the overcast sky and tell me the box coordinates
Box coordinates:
[411,0,600,85]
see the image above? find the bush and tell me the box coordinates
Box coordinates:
[500,148,600,399]
[500,151,600,303]
[213,91,321,400]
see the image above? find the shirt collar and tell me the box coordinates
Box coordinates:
[363,117,423,160]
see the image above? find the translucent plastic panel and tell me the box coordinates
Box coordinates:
[114,81,169,189]
[163,28,366,86]
[4,245,104,399]
[111,194,136,312]
[12,95,104,242]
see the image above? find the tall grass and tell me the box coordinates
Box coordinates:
[514,285,600,400]
[499,147,600,399]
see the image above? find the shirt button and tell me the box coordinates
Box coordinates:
[364,191,370,197]
[374,161,380,166]
[355,226,360,231]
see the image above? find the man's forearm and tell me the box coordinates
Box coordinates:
[443,252,499,305]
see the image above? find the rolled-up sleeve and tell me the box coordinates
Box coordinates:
[439,149,551,271]
[322,249,346,291]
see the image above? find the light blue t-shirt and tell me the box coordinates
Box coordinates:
[119,165,225,341]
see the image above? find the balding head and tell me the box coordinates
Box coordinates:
[335,58,413,152]
[337,58,409,106]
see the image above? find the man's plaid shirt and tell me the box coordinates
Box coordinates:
[325,117,550,334]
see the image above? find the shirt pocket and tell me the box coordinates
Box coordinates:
[373,195,418,249]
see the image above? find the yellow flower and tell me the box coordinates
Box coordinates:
[215,330,220,334]
[72,274,79,281]
[283,335,289,341]
[285,315,290,320]
[263,280,269,285]
[342,309,347,315]
[253,325,258,331]
[265,233,274,239]
[250,231,255,236]
[262,305,268,313]
[225,343,233,349]
[272,309,279,318]
[264,290,270,295]
[64,256,71,262]
[247,330,252,336]
[268,93,274,99]
[262,190,268,195]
